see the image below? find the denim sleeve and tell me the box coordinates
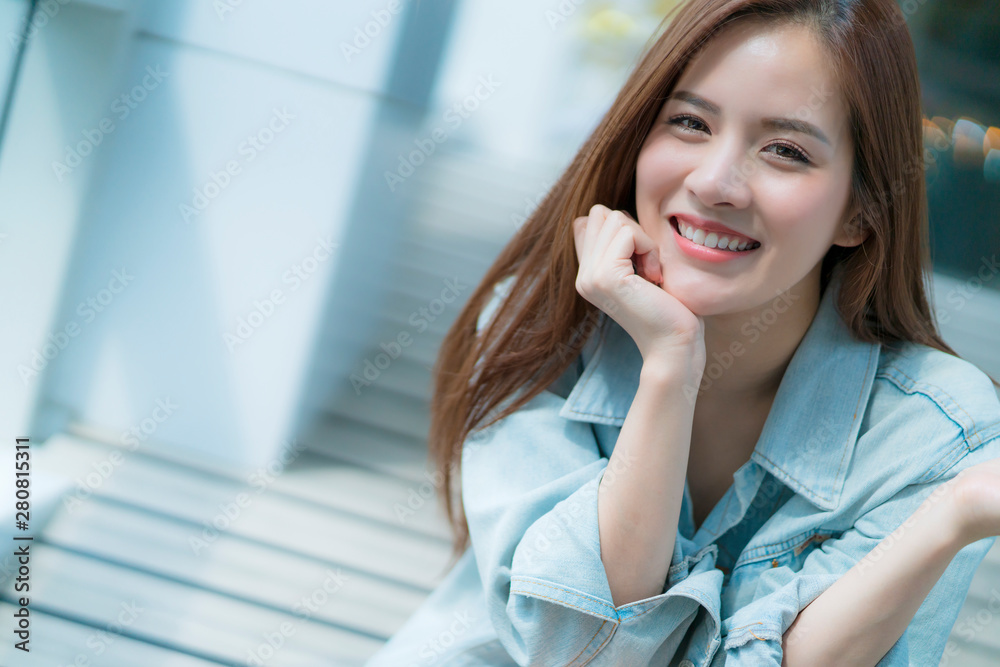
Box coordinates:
[720,435,1000,666]
[461,386,725,666]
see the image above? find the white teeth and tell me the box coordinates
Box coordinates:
[675,219,758,251]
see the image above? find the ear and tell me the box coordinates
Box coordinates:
[832,203,869,248]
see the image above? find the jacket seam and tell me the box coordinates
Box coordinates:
[752,451,833,507]
[567,620,610,666]
[918,429,1000,484]
[728,620,767,633]
[510,577,617,617]
[831,344,876,496]
[877,366,979,440]
[579,620,617,666]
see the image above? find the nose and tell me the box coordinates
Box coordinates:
[682,135,753,209]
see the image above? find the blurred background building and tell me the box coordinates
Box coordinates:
[0,0,997,664]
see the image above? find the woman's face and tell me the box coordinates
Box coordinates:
[635,19,861,317]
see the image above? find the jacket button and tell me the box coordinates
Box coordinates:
[679,661,695,667]
[771,559,780,568]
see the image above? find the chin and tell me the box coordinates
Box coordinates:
[661,275,731,317]
[676,296,729,317]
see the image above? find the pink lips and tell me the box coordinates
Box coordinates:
[668,214,761,263]
[669,213,759,245]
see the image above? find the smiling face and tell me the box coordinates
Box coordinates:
[635,18,862,317]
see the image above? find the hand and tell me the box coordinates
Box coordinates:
[572,204,705,372]
[947,456,1000,545]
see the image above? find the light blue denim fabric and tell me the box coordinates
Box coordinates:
[366,266,1000,667]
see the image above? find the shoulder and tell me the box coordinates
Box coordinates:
[874,342,1000,444]
[859,341,1000,481]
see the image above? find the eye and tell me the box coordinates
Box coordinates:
[766,141,811,165]
[666,113,813,166]
[667,114,710,134]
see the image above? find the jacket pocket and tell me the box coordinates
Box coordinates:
[729,528,841,582]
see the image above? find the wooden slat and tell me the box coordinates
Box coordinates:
[322,351,435,403]
[38,497,435,639]
[37,435,451,590]
[325,382,431,444]
[1,545,377,666]
[304,415,433,484]
[0,602,225,667]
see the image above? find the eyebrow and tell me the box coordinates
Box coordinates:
[666,90,832,147]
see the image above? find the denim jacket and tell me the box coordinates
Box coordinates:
[367,267,1000,667]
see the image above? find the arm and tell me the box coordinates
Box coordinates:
[721,440,1000,666]
[459,207,725,665]
[781,480,965,666]
[782,452,1000,667]
[570,204,707,607]
[599,351,700,606]
[462,378,724,666]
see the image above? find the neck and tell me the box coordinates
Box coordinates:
[696,266,823,404]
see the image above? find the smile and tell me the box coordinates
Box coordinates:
[669,214,761,263]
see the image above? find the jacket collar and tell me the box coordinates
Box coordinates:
[558,268,881,511]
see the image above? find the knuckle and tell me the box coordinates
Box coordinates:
[592,274,613,294]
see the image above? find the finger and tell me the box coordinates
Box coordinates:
[601,224,635,273]
[584,204,610,259]
[596,210,628,263]
[623,218,662,284]
[606,211,661,285]
[572,216,588,264]
[636,249,662,285]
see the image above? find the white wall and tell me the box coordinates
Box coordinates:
[4,0,423,471]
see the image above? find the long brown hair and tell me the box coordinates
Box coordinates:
[428,0,994,568]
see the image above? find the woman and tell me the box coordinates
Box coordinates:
[366,0,1000,665]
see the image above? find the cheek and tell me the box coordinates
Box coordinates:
[757,177,846,247]
[636,140,686,196]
